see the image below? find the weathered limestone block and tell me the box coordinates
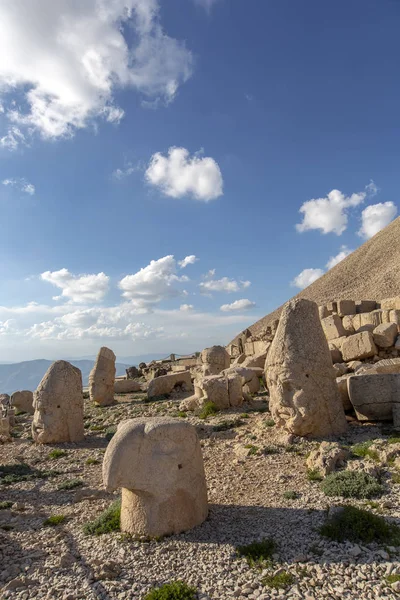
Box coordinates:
[147,371,193,399]
[321,315,346,341]
[389,310,400,331]
[227,375,243,407]
[328,336,348,350]
[0,416,11,441]
[356,300,377,313]
[114,379,142,394]
[347,373,400,421]
[341,331,377,361]
[103,418,208,538]
[337,300,356,317]
[89,347,116,406]
[319,305,331,319]
[32,361,84,444]
[373,323,398,348]
[329,344,342,364]
[342,315,356,335]
[242,351,268,369]
[201,345,230,375]
[381,297,400,311]
[11,390,34,414]
[326,302,338,314]
[357,357,400,375]
[244,341,255,355]
[0,394,10,407]
[253,340,269,355]
[336,375,353,411]
[265,299,347,437]
[306,442,349,477]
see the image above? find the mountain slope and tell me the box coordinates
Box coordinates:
[236,216,400,340]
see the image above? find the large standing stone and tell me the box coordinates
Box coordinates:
[32,361,84,444]
[347,373,400,421]
[89,347,116,406]
[11,390,34,414]
[103,418,208,538]
[200,345,230,376]
[265,299,347,437]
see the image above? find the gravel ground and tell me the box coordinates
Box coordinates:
[1,392,400,600]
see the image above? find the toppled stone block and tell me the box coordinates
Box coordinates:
[373,322,398,348]
[114,379,141,394]
[337,300,356,317]
[242,351,268,369]
[357,357,400,375]
[321,315,346,341]
[147,371,193,399]
[347,373,400,421]
[336,374,353,411]
[341,331,377,361]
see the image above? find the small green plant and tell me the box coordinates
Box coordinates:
[0,501,13,509]
[307,468,323,482]
[351,441,380,462]
[244,444,259,456]
[388,437,400,444]
[44,514,66,527]
[213,418,244,432]
[264,419,275,427]
[86,458,100,465]
[104,426,117,441]
[386,574,400,584]
[262,570,294,589]
[263,446,279,455]
[83,390,90,399]
[90,424,105,431]
[0,462,57,485]
[392,472,400,484]
[319,505,400,544]
[240,413,250,419]
[199,401,218,419]
[58,478,83,491]
[321,470,383,499]
[364,500,380,510]
[283,491,299,500]
[236,538,276,567]
[48,449,67,460]
[286,444,304,455]
[83,500,121,535]
[143,581,197,600]
[177,411,187,418]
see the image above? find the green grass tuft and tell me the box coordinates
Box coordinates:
[307,468,323,482]
[48,449,67,460]
[44,514,66,527]
[104,426,117,441]
[264,419,275,427]
[143,581,197,600]
[283,490,299,500]
[386,574,400,584]
[244,444,259,456]
[199,401,219,420]
[86,458,100,465]
[263,446,279,455]
[388,437,400,444]
[0,462,58,485]
[0,501,13,509]
[319,505,400,544]
[351,441,380,462]
[321,470,383,499]
[58,478,84,491]
[83,500,121,535]
[392,472,400,484]
[213,418,244,432]
[262,571,294,589]
[236,538,276,567]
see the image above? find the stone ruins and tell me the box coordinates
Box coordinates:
[89,346,116,406]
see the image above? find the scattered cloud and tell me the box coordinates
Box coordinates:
[220,299,256,312]
[296,182,376,235]
[291,268,324,289]
[180,304,194,311]
[112,162,141,180]
[178,255,198,269]
[194,0,221,13]
[118,255,189,310]
[145,147,223,201]
[2,178,35,195]
[200,276,250,293]
[41,269,110,303]
[0,1,193,147]
[358,202,398,239]
[326,245,353,270]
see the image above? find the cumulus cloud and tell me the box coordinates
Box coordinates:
[0,1,193,146]
[178,255,198,269]
[220,299,256,312]
[291,268,324,289]
[180,304,194,311]
[118,255,189,310]
[200,276,250,293]
[145,147,223,201]
[2,178,35,195]
[326,245,353,270]
[41,269,110,303]
[296,182,377,235]
[358,202,398,239]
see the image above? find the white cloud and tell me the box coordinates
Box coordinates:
[180,304,194,311]
[0,1,193,146]
[118,255,189,310]
[296,183,376,235]
[199,277,251,293]
[145,147,223,201]
[358,202,398,239]
[220,299,256,312]
[41,269,109,303]
[2,178,35,195]
[178,255,198,269]
[326,245,353,270]
[291,268,324,289]
[112,162,141,180]
[194,0,221,12]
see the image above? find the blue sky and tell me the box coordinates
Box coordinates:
[0,0,399,362]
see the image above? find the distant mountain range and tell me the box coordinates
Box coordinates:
[0,359,130,395]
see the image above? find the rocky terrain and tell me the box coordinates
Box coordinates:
[1,390,400,600]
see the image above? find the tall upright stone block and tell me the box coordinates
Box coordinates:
[89,347,116,406]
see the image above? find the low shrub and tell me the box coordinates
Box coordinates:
[83,500,121,535]
[283,491,299,500]
[351,441,380,462]
[262,570,294,589]
[386,574,400,584]
[307,469,323,482]
[263,446,279,455]
[44,514,66,527]
[48,449,67,460]
[244,444,259,456]
[236,538,276,567]
[143,581,197,600]
[264,419,275,427]
[0,463,58,485]
[213,418,244,432]
[388,437,400,445]
[86,458,100,465]
[58,479,83,491]
[321,470,383,499]
[319,505,400,544]
[104,426,117,441]
[0,501,13,509]
[199,402,218,420]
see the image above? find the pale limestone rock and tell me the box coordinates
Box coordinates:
[242,352,268,369]
[346,360,364,372]
[0,394,10,407]
[341,331,377,361]
[357,357,400,375]
[336,375,353,411]
[227,374,243,407]
[342,315,356,335]
[389,310,400,331]
[223,366,261,394]
[381,297,400,311]
[11,391,34,414]
[306,442,349,477]
[265,299,347,437]
[337,300,356,317]
[147,371,193,399]
[89,347,116,406]
[200,345,230,376]
[32,361,84,444]
[319,305,331,319]
[373,323,398,348]
[321,315,346,341]
[329,344,342,364]
[114,379,141,394]
[0,416,11,442]
[347,373,400,421]
[103,418,208,538]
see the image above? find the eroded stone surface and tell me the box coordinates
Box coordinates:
[347,373,400,421]
[89,347,116,406]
